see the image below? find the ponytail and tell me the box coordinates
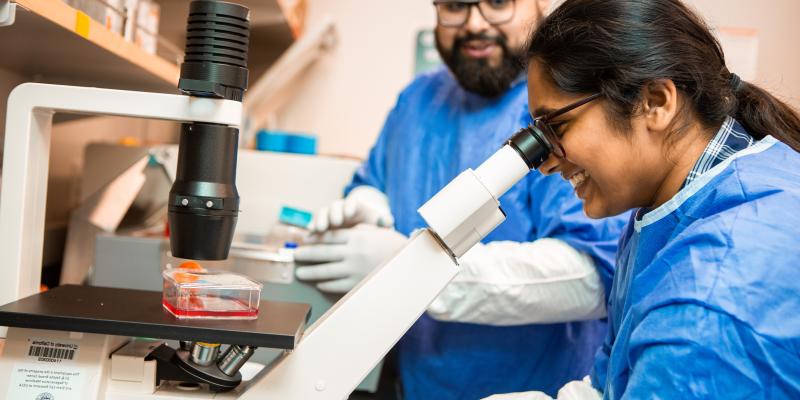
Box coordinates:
[732,79,800,152]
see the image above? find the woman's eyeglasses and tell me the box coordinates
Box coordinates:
[529,93,601,158]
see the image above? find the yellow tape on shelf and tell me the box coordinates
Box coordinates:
[75,11,90,38]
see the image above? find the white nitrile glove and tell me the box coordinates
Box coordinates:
[557,377,602,400]
[482,377,601,400]
[310,186,394,233]
[294,225,407,293]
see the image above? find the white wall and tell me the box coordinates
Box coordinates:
[688,0,800,109]
[275,1,436,159]
[47,116,179,224]
[278,1,800,159]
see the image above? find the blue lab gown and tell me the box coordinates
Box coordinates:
[591,135,800,399]
[346,67,628,399]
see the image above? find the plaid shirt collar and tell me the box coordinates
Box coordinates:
[682,116,755,189]
[636,117,755,221]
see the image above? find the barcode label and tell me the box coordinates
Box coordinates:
[28,345,75,360]
[25,337,80,364]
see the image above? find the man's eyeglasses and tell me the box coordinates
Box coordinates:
[529,93,601,158]
[433,0,516,28]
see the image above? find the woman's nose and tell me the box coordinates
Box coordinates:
[538,154,561,176]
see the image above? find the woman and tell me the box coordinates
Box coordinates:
[487,0,800,398]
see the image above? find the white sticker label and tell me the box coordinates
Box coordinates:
[7,363,86,400]
[26,338,80,364]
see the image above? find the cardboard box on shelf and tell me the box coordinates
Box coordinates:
[133,0,160,54]
[122,0,139,42]
[104,0,124,34]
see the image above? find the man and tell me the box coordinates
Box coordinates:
[294,0,628,398]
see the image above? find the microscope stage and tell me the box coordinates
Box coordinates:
[0,285,310,349]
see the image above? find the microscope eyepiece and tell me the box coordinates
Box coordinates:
[508,125,553,170]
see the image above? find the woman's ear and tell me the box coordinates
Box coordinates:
[640,79,679,133]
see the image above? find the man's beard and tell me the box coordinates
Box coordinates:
[436,31,525,98]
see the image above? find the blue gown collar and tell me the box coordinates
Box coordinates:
[634,135,778,232]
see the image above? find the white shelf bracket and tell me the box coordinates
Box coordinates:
[242,15,337,142]
[0,0,16,27]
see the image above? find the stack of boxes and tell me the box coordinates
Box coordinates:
[128,0,160,54]
[65,0,160,54]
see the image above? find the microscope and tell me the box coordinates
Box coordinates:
[0,1,558,398]
[0,0,283,395]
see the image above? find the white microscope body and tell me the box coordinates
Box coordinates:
[0,80,535,399]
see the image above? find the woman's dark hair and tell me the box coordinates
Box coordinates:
[526,0,800,151]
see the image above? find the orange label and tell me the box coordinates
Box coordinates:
[75,12,90,39]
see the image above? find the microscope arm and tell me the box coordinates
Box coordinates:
[0,83,242,329]
[242,144,532,399]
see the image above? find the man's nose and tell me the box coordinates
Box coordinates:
[464,4,491,34]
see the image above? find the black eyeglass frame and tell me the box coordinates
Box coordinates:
[528,93,602,159]
[432,0,517,28]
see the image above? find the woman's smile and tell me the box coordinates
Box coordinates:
[563,169,590,197]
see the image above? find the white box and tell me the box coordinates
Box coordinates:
[133,0,160,54]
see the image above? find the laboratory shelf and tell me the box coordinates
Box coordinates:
[1,0,180,93]
[0,0,306,93]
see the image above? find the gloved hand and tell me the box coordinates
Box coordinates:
[557,377,602,400]
[481,377,601,400]
[294,225,407,293]
[310,186,394,232]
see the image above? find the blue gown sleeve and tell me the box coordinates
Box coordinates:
[621,304,800,399]
[526,173,627,296]
[590,330,612,392]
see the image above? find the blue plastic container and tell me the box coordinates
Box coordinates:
[255,130,317,155]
